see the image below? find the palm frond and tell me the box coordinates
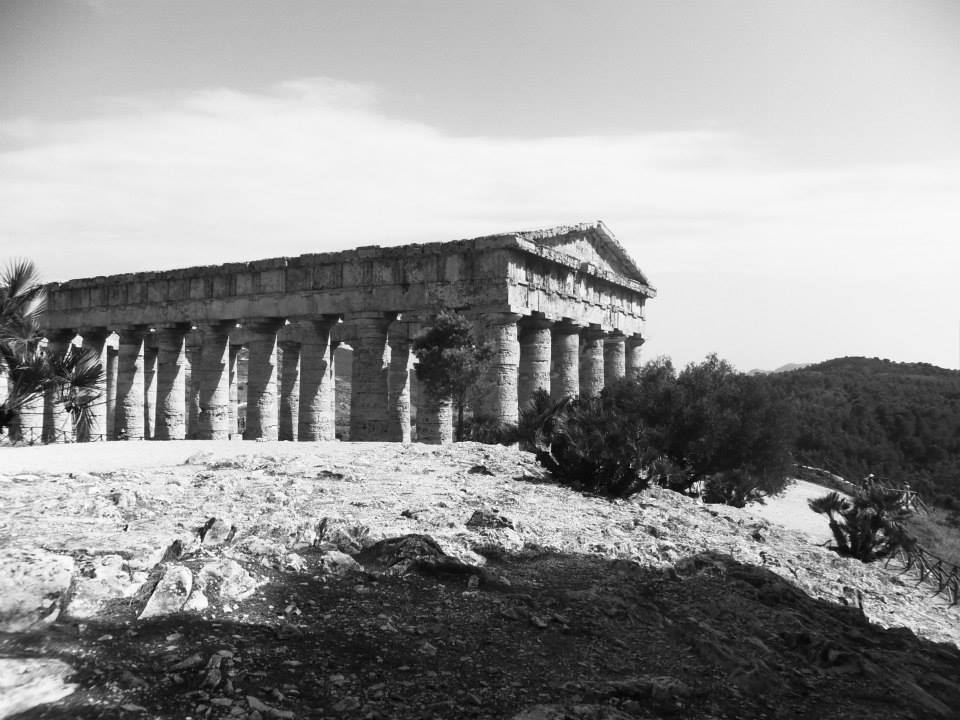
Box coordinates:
[808,491,848,516]
[1,258,44,300]
[1,258,47,344]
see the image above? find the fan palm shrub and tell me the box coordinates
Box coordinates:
[0,259,103,440]
[808,486,915,562]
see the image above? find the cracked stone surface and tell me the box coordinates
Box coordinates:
[1,440,959,719]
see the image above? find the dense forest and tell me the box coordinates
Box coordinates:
[761,357,960,504]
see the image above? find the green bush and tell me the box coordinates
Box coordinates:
[412,309,493,441]
[518,355,794,506]
[519,387,655,498]
[462,415,519,445]
[664,356,794,504]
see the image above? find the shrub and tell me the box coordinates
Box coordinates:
[519,388,655,498]
[519,355,794,505]
[665,356,793,503]
[462,415,519,445]
[412,309,493,441]
[1,259,104,438]
[808,486,915,562]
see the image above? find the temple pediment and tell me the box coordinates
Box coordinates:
[517,221,653,289]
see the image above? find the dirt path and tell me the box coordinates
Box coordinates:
[750,480,847,544]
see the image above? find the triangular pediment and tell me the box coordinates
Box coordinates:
[518,222,652,288]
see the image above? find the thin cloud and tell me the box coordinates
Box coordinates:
[1,78,958,368]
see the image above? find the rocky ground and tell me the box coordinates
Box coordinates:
[1,441,959,720]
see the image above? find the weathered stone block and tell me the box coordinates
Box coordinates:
[138,563,193,619]
[0,547,74,633]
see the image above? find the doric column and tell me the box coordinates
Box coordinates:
[242,318,284,441]
[42,332,75,443]
[144,344,157,438]
[278,341,300,441]
[297,319,337,441]
[106,344,118,439]
[550,321,580,402]
[228,344,241,437]
[417,394,453,445]
[155,325,189,440]
[348,312,394,441]
[579,325,605,398]
[116,327,149,440]
[10,335,44,442]
[626,335,645,379]
[476,311,522,426]
[518,316,552,410]
[184,340,201,438]
[78,329,110,442]
[387,327,411,443]
[196,321,233,440]
[11,393,43,444]
[603,332,626,386]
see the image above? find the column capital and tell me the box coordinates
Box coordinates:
[344,311,399,333]
[193,319,235,334]
[156,322,192,333]
[580,324,605,342]
[117,325,152,341]
[345,311,398,321]
[388,318,419,342]
[44,328,77,344]
[519,314,553,331]
[552,319,582,335]
[238,317,286,333]
[288,314,340,331]
[626,334,646,348]
[76,326,111,340]
[469,310,524,332]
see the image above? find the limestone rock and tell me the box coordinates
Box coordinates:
[247,695,295,718]
[0,547,74,632]
[357,534,448,573]
[66,554,148,619]
[139,564,192,619]
[0,658,77,718]
[511,705,634,720]
[107,488,143,511]
[232,535,287,564]
[470,527,524,557]
[182,587,209,612]
[243,520,319,550]
[327,526,366,555]
[197,558,259,603]
[466,508,514,529]
[199,517,236,546]
[320,550,363,576]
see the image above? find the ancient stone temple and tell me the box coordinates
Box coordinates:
[24,222,654,444]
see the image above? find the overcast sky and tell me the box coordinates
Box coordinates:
[2,0,958,371]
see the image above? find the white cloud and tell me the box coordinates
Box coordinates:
[1,77,958,369]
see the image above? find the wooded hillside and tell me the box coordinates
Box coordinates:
[762,357,960,504]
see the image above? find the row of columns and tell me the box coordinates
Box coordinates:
[15,313,642,444]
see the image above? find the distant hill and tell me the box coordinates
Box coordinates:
[748,362,811,376]
[772,362,811,373]
[761,356,960,504]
